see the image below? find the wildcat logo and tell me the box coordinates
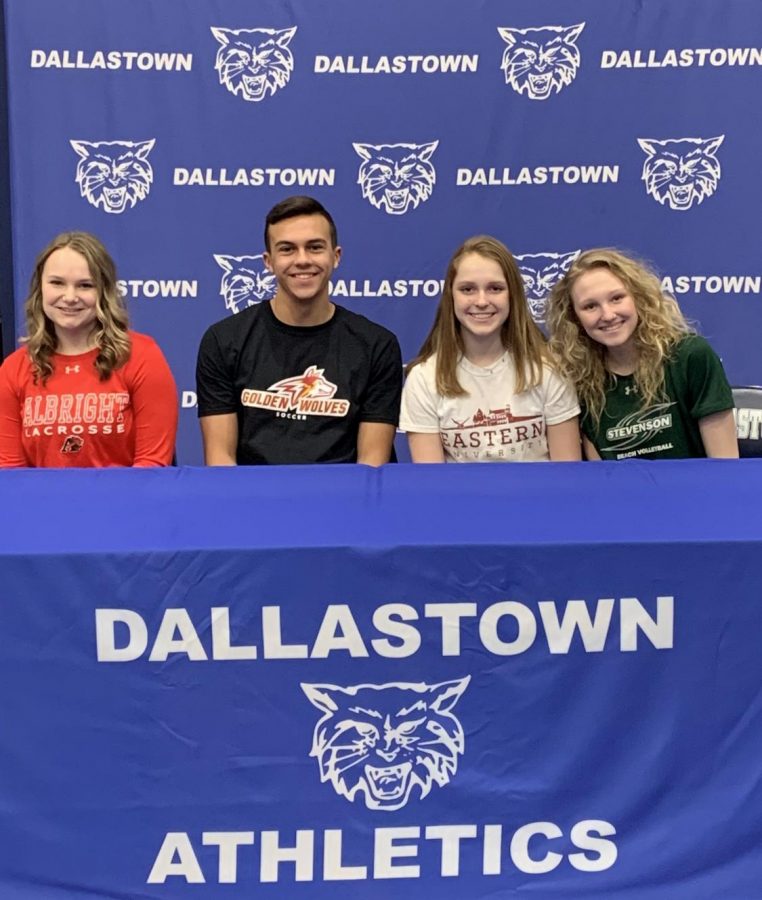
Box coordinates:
[302,677,470,811]
[638,136,724,211]
[211,26,296,101]
[70,139,155,214]
[214,254,276,314]
[516,250,580,323]
[241,366,350,417]
[353,141,438,215]
[498,23,585,99]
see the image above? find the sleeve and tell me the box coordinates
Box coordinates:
[196,326,238,416]
[127,336,179,467]
[359,330,402,425]
[399,362,441,433]
[0,354,29,468]
[683,336,734,420]
[542,365,581,426]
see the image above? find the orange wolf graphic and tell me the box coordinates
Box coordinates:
[268,366,338,408]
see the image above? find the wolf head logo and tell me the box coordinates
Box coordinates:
[353,141,438,215]
[638,136,724,211]
[516,250,580,323]
[498,23,584,100]
[214,254,277,314]
[70,139,155,214]
[211,26,296,101]
[302,677,470,811]
[269,366,337,408]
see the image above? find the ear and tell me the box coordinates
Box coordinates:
[353,142,373,162]
[417,140,439,162]
[275,26,297,48]
[70,140,93,160]
[563,22,585,44]
[210,27,230,47]
[701,135,725,156]
[428,676,470,713]
[214,254,233,273]
[134,139,156,161]
[497,27,518,48]
[637,138,659,157]
[560,250,581,269]
[301,683,340,715]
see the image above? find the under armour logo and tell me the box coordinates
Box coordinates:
[624,385,637,396]
[65,365,80,374]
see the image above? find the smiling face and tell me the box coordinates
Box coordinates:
[452,253,510,350]
[571,267,639,359]
[264,214,340,314]
[41,247,100,349]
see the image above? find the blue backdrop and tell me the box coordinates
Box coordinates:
[3,0,762,463]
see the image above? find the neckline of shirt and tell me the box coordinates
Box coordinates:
[459,351,509,377]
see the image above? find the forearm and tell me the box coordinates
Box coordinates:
[200,414,239,465]
[357,422,396,466]
[546,418,582,461]
[407,431,445,463]
[699,409,739,458]
[582,435,602,461]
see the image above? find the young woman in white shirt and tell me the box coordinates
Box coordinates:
[400,235,581,463]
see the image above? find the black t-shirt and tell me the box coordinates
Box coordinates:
[196,302,402,464]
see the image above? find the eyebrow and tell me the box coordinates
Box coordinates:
[45,273,93,281]
[274,239,327,249]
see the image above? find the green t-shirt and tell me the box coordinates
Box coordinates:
[581,335,733,460]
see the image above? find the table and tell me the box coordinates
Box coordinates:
[1,461,761,898]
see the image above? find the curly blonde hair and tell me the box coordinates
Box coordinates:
[546,248,693,426]
[407,235,549,396]
[23,231,130,384]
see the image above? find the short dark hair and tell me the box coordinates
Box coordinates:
[264,196,338,250]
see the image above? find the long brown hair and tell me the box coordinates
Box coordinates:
[407,235,548,396]
[546,248,693,425]
[23,231,130,383]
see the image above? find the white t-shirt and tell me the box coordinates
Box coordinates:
[400,352,579,462]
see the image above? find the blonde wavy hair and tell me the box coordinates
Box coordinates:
[24,231,130,384]
[546,248,693,426]
[407,235,549,396]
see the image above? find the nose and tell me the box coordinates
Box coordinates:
[377,747,398,762]
[63,284,78,302]
[599,302,618,321]
[294,247,311,265]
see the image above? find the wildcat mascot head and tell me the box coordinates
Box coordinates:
[211,26,296,102]
[516,250,580,323]
[353,141,438,215]
[498,23,585,100]
[302,677,470,811]
[638,136,724,211]
[214,254,277,314]
[70,139,155,214]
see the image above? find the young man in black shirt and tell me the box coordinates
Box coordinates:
[196,196,402,465]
